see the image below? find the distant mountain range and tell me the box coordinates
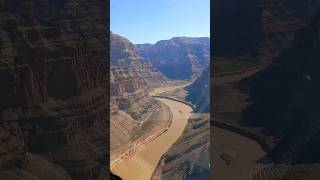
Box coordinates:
[135,37,210,80]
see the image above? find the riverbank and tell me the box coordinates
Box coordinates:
[213,123,271,180]
[110,83,191,168]
[152,114,210,180]
[110,97,172,167]
[111,98,193,180]
[110,108,173,169]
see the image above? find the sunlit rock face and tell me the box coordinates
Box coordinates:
[110,32,172,166]
[110,32,168,92]
[135,37,210,80]
[110,32,168,113]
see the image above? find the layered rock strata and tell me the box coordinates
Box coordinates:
[110,33,171,167]
[135,37,210,80]
[0,0,108,179]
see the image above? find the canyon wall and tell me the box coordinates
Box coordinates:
[242,11,320,164]
[185,68,210,113]
[135,37,210,80]
[110,33,171,164]
[0,0,108,179]
[152,114,210,180]
[214,0,320,62]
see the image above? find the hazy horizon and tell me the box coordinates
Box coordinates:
[111,0,210,44]
[112,31,210,44]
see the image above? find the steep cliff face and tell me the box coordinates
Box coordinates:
[110,32,169,120]
[185,68,210,113]
[214,0,320,62]
[110,33,172,165]
[135,37,210,80]
[152,114,210,180]
[0,0,108,179]
[242,11,320,164]
[111,33,168,93]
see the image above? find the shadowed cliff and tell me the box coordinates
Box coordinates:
[0,0,109,179]
[242,11,320,164]
[185,68,210,113]
[214,0,320,62]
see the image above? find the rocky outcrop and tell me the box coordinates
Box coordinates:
[135,37,210,80]
[185,68,210,113]
[0,0,108,179]
[152,114,210,180]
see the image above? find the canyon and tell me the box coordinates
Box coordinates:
[242,11,320,166]
[0,0,108,179]
[112,97,193,180]
[135,37,210,80]
[148,71,210,180]
[110,32,173,170]
[110,32,210,179]
[240,14,320,176]
[152,114,210,180]
[212,1,320,179]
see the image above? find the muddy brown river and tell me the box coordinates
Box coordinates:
[111,97,193,180]
[213,126,269,180]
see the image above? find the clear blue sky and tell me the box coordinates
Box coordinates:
[111,0,210,44]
